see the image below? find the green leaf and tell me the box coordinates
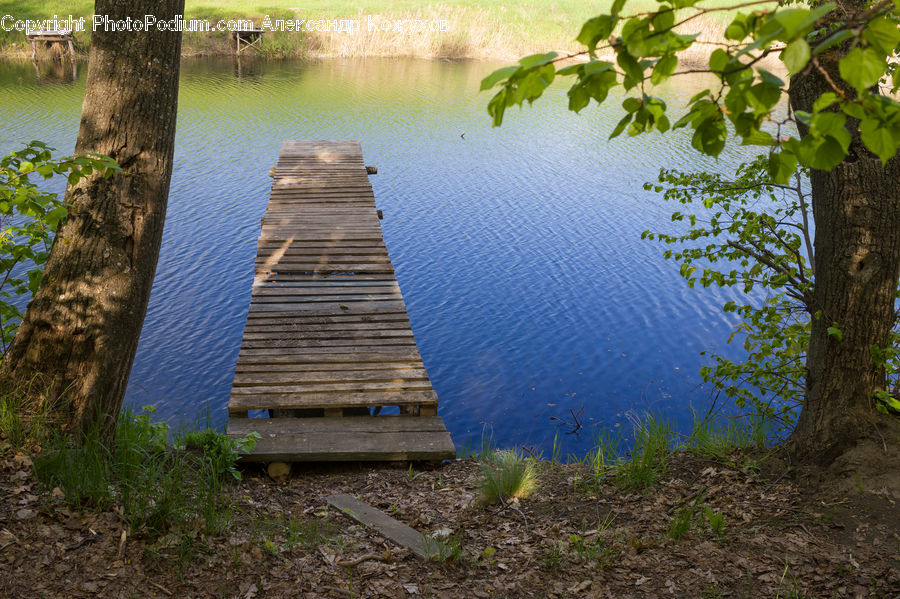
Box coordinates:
[859,119,898,165]
[623,97,642,113]
[519,52,559,70]
[617,51,644,90]
[767,150,798,184]
[839,47,886,93]
[481,66,518,91]
[741,130,776,146]
[487,88,510,126]
[652,9,675,32]
[577,15,616,50]
[692,115,727,157]
[584,69,618,104]
[651,54,678,85]
[811,29,853,56]
[812,92,839,113]
[610,113,634,139]
[773,4,835,39]
[781,39,810,74]
[827,325,842,342]
[709,49,730,73]
[725,15,747,41]
[863,17,900,56]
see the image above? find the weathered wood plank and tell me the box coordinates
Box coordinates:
[228,389,438,411]
[232,369,429,385]
[235,351,423,364]
[228,416,448,435]
[326,494,440,558]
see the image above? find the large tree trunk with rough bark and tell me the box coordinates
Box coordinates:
[1,0,184,436]
[788,0,900,464]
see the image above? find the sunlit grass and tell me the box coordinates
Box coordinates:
[478,449,539,504]
[1,0,775,59]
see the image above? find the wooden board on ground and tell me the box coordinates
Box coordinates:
[326,493,438,559]
[226,140,454,462]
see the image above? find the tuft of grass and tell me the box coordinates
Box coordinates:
[705,506,726,536]
[668,490,706,541]
[540,542,565,569]
[615,414,671,491]
[424,532,468,564]
[477,449,539,505]
[0,377,61,450]
[286,516,339,550]
[585,425,623,481]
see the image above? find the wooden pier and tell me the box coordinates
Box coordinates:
[227,141,455,462]
[26,29,75,62]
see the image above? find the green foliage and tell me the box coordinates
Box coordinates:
[477,449,539,504]
[668,491,706,540]
[180,427,259,483]
[482,0,900,176]
[0,141,119,353]
[644,156,816,424]
[688,407,771,460]
[540,542,565,568]
[586,425,623,480]
[34,406,252,537]
[704,506,726,536]
[424,532,468,563]
[0,378,58,449]
[615,414,671,490]
[643,155,900,422]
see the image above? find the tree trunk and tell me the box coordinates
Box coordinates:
[788,2,900,463]
[1,0,184,436]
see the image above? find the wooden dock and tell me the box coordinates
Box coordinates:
[26,29,75,62]
[227,141,455,462]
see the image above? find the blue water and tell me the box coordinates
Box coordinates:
[0,58,765,456]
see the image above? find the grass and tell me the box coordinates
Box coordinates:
[615,414,673,490]
[477,449,539,504]
[0,0,773,59]
[0,376,61,450]
[18,401,258,538]
[425,531,469,563]
[667,490,706,540]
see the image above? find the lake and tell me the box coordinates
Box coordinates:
[0,57,766,457]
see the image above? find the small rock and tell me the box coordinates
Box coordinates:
[15,508,36,521]
[267,462,291,483]
[403,584,419,594]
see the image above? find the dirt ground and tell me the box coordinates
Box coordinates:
[2,444,898,599]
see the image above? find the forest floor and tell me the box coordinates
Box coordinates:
[1,441,898,599]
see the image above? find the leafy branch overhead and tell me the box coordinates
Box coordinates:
[0,142,120,353]
[481,0,900,178]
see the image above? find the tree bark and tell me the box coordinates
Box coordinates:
[1,0,184,436]
[788,0,900,463]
